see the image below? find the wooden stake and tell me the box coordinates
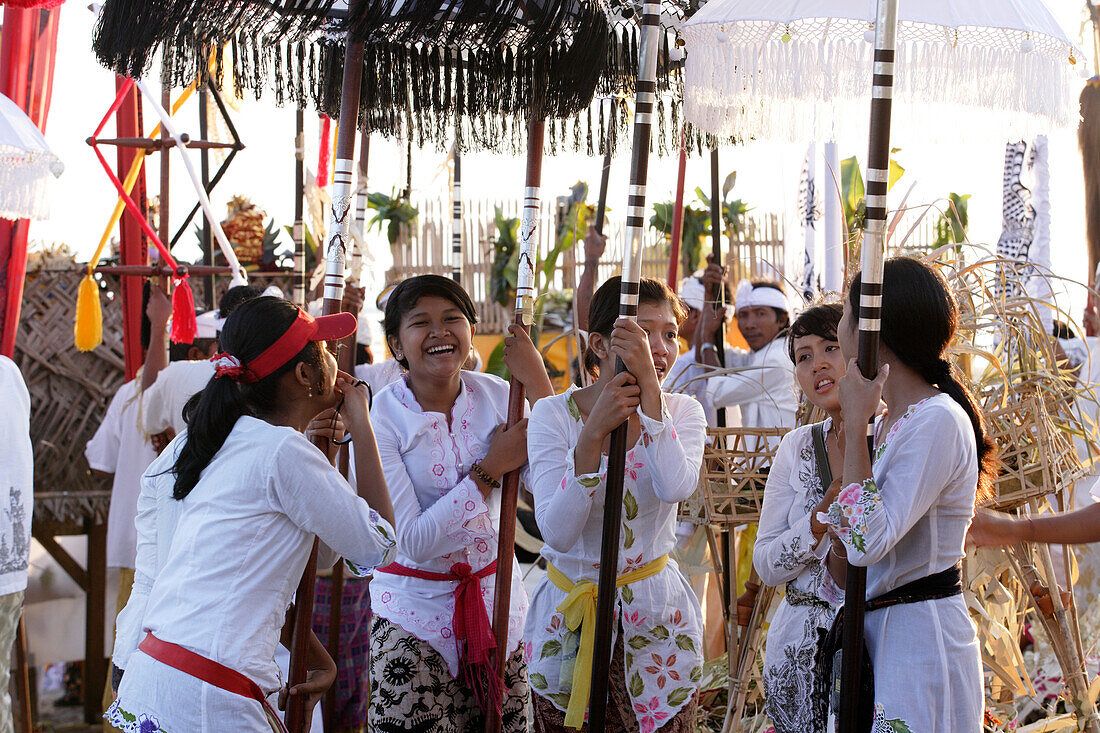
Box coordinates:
[285,14,365,729]
[838,1,897,730]
[487,118,545,732]
[667,134,687,287]
[587,3,661,730]
[293,108,306,307]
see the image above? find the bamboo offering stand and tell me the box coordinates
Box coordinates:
[678,426,788,731]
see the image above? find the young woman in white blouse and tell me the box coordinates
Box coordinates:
[816,258,995,731]
[106,296,398,732]
[754,302,845,732]
[525,276,707,732]
[367,274,553,732]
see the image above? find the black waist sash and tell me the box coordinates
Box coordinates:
[812,563,963,731]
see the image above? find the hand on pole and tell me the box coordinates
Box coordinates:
[583,225,607,263]
[306,407,346,464]
[146,285,172,329]
[341,285,365,317]
[478,420,530,497]
[609,318,658,382]
[278,629,337,729]
[502,324,554,403]
[581,371,641,443]
[334,371,372,432]
[838,359,889,429]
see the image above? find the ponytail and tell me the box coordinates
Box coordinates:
[920,358,997,502]
[169,297,325,500]
[173,379,249,499]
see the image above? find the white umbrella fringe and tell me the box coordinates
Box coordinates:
[683,17,1084,141]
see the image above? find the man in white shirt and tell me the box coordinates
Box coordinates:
[0,356,32,728]
[700,272,798,433]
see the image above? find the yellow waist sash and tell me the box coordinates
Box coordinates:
[545,554,669,729]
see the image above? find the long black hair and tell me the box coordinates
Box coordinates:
[848,257,997,496]
[171,296,326,500]
[584,276,686,378]
[383,275,479,369]
[787,301,843,363]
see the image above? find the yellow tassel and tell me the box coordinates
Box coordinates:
[74,272,103,352]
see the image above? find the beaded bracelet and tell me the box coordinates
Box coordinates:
[470,461,501,490]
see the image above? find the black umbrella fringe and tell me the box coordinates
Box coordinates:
[93,0,341,79]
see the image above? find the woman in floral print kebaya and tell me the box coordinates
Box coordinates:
[753,302,846,732]
[815,258,995,732]
[525,276,707,732]
[366,275,554,732]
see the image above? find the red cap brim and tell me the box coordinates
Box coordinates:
[312,312,357,342]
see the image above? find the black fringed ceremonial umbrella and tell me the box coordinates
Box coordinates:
[93,0,704,157]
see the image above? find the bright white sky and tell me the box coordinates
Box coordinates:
[29,1,1098,319]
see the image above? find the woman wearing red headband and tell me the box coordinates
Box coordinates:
[367,275,554,733]
[106,296,397,732]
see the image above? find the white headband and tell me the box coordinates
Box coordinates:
[735,279,788,313]
[678,276,706,312]
[194,310,225,340]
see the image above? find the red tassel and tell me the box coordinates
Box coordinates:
[170,278,198,344]
[316,115,331,188]
[462,651,503,721]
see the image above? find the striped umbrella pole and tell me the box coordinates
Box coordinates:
[838,0,898,730]
[487,118,545,733]
[292,107,306,307]
[587,3,661,731]
[452,149,462,282]
[350,128,369,283]
[285,9,366,729]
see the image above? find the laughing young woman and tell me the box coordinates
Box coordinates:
[367,275,554,732]
[753,302,846,732]
[524,276,707,732]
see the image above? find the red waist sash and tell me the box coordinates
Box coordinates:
[375,560,501,710]
[138,632,288,732]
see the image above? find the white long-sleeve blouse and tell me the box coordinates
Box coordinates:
[524,387,707,729]
[368,370,529,679]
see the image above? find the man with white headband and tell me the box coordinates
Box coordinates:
[697,263,798,436]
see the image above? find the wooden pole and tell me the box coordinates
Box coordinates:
[293,108,306,307]
[353,128,370,286]
[452,149,462,282]
[666,134,687,287]
[837,1,897,730]
[587,3,660,730]
[487,119,544,732]
[594,142,611,234]
[285,14,365,729]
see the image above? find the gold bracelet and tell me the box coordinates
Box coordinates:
[470,462,501,490]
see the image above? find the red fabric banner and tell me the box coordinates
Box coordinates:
[0,5,60,357]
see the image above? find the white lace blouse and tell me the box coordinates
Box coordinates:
[524,387,707,728]
[819,393,982,731]
[368,371,530,679]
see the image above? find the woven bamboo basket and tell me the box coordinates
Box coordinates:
[982,388,1084,511]
[680,427,789,526]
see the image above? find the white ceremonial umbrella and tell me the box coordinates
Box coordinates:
[0,91,63,221]
[682,0,1085,143]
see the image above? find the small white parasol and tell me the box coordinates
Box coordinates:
[0,91,62,220]
[682,0,1086,143]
